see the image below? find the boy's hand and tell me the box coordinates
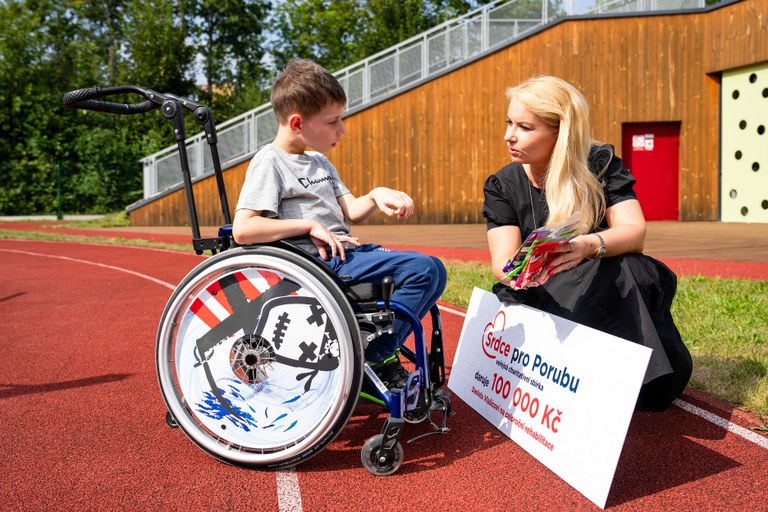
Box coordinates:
[371,188,414,220]
[309,221,360,261]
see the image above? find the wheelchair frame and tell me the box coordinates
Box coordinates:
[63,85,453,475]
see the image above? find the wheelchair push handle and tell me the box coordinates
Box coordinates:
[62,84,233,252]
[62,85,164,115]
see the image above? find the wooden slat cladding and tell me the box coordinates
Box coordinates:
[129,0,768,226]
[129,159,248,228]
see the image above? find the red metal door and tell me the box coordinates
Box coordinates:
[621,122,680,221]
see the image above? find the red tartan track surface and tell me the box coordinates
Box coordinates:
[1,223,767,511]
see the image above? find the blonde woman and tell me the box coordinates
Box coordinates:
[483,75,691,411]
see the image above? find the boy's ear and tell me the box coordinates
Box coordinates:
[288,113,303,132]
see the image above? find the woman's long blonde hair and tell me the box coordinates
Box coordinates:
[506,76,605,231]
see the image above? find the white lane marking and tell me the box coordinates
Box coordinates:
[1,248,176,290]
[674,399,768,449]
[276,468,304,512]
[3,246,306,510]
[438,303,466,317]
[437,303,768,450]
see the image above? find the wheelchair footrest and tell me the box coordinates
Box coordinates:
[407,387,453,443]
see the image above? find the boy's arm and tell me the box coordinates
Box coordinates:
[338,187,415,223]
[232,209,358,260]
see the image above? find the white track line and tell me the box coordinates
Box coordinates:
[673,399,768,449]
[1,248,176,290]
[437,304,768,450]
[276,469,304,512]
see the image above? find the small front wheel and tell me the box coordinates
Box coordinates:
[361,434,404,476]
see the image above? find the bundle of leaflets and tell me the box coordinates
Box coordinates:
[502,212,587,289]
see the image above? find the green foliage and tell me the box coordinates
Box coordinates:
[269,0,479,73]
[0,0,484,215]
[191,0,271,117]
[0,0,195,215]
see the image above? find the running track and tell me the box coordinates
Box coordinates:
[1,239,766,511]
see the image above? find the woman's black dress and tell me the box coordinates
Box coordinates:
[482,145,692,411]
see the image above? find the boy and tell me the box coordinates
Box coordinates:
[232,59,447,390]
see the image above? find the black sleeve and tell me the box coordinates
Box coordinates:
[482,173,519,229]
[590,144,637,207]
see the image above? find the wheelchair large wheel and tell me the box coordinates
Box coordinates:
[156,245,363,469]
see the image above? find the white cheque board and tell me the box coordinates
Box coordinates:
[448,288,651,508]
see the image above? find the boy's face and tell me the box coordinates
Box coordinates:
[299,102,346,154]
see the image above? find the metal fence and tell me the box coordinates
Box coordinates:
[139,0,706,201]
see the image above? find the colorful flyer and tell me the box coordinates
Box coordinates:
[503,212,587,289]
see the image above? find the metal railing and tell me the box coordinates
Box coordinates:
[138,0,705,202]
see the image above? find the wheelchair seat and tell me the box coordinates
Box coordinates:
[218,224,383,304]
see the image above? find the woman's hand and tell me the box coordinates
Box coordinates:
[537,199,647,282]
[538,234,599,281]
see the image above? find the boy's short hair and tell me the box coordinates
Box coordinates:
[271,59,347,123]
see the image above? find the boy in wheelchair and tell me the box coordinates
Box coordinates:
[232,58,447,391]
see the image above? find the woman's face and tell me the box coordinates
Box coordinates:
[504,97,558,172]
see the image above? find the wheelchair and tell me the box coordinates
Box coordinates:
[64,85,454,475]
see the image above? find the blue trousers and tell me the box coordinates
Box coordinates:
[319,244,447,363]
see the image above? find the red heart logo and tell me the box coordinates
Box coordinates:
[481,310,506,359]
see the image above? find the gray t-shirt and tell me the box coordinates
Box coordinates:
[235,143,351,253]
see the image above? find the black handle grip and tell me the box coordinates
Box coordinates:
[63,85,164,115]
[381,276,395,309]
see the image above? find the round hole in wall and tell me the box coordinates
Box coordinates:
[729,189,738,199]
[732,90,740,99]
[762,200,768,210]
[753,162,760,172]
[739,120,747,129]
[749,73,757,83]
[735,150,742,160]
[759,125,766,135]
[763,88,768,98]
[741,207,749,216]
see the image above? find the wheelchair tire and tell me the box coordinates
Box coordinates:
[361,434,403,476]
[156,246,363,469]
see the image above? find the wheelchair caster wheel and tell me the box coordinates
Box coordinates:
[361,434,403,476]
[165,410,178,429]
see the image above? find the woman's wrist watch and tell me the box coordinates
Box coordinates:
[592,233,606,259]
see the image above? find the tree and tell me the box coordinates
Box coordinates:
[122,0,196,96]
[269,0,478,74]
[0,0,197,214]
[0,0,485,215]
[190,0,271,117]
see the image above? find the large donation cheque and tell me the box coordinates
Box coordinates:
[448,288,651,509]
